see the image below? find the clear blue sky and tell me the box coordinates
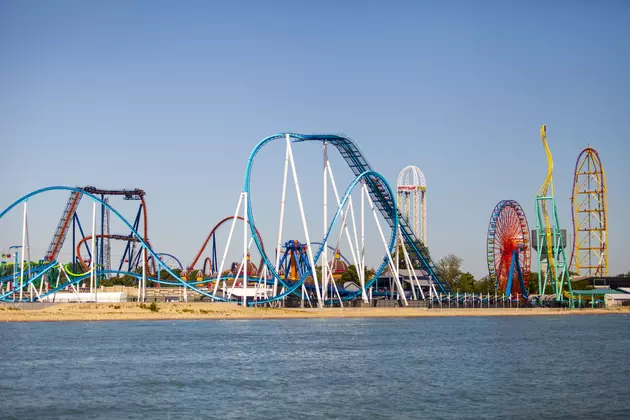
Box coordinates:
[1,0,629,278]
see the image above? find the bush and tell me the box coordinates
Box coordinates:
[149,302,159,312]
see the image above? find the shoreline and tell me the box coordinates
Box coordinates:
[0,302,627,323]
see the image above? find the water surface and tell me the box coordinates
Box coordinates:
[1,315,628,419]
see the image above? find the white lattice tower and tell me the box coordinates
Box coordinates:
[397,165,427,244]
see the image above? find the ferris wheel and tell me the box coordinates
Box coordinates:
[487,200,531,297]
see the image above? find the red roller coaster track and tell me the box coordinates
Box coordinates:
[185,216,266,276]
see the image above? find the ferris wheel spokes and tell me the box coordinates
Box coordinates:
[487,200,531,299]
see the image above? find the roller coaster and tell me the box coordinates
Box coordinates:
[570,147,608,277]
[533,125,573,306]
[480,125,614,308]
[0,133,449,306]
[42,186,153,275]
[1,129,615,308]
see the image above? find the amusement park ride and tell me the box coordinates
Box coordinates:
[44,186,152,274]
[0,133,449,306]
[533,125,573,306]
[0,128,611,307]
[487,200,530,299]
[484,125,610,307]
[570,147,608,277]
[397,166,427,244]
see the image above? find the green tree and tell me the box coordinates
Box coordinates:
[99,275,137,287]
[436,254,463,289]
[454,272,475,293]
[473,276,497,294]
[527,271,539,295]
[339,265,375,286]
[526,271,558,295]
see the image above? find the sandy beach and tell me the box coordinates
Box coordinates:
[0,302,627,322]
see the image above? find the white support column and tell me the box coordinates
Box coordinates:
[61,266,81,300]
[400,229,425,300]
[360,181,367,302]
[142,247,147,302]
[326,162,363,283]
[226,235,255,301]
[429,267,433,304]
[399,228,417,301]
[213,193,243,297]
[19,202,27,302]
[365,191,408,306]
[327,200,353,305]
[90,221,98,303]
[331,274,344,308]
[285,134,323,307]
[90,202,96,295]
[38,267,45,297]
[395,226,400,300]
[243,191,248,307]
[227,257,245,300]
[53,265,61,300]
[323,142,328,302]
[273,142,290,303]
[346,197,361,278]
[25,213,34,302]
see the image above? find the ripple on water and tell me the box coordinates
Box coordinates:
[0,316,629,419]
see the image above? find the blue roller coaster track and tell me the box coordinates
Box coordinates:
[244,133,450,295]
[0,132,449,303]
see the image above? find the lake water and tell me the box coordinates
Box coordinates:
[1,315,629,419]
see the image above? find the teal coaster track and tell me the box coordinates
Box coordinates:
[0,186,219,302]
[0,133,449,303]
[244,133,450,297]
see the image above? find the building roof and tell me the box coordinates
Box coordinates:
[380,268,429,279]
[379,268,431,287]
[572,289,626,296]
[576,276,630,289]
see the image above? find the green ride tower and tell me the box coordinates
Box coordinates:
[534,125,573,307]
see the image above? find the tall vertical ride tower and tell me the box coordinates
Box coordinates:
[533,125,573,305]
[570,147,608,276]
[397,166,427,244]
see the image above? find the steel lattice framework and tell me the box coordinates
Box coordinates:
[397,166,427,245]
[0,133,451,305]
[570,147,608,276]
[487,200,530,296]
[534,125,573,306]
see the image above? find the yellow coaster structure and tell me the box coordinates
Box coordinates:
[534,125,573,307]
[570,147,608,276]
